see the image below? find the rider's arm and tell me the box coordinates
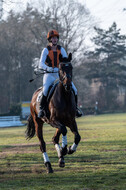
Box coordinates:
[61,47,68,58]
[39,48,49,70]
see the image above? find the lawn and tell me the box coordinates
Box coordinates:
[0,113,126,190]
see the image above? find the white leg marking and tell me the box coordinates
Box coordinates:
[55,144,61,158]
[71,143,78,151]
[62,135,67,148]
[43,152,50,163]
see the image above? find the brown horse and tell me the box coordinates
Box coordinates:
[26,53,81,173]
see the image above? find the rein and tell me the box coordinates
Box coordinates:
[59,68,72,92]
[29,69,58,83]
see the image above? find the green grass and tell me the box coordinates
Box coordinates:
[0,113,126,190]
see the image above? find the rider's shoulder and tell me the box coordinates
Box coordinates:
[42,47,49,54]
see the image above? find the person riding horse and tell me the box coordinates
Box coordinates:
[38,29,82,118]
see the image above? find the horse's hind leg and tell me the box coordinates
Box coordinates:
[33,116,53,173]
[67,120,81,154]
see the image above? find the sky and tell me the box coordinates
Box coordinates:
[83,0,126,34]
[2,0,126,34]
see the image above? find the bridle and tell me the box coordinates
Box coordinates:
[59,62,72,91]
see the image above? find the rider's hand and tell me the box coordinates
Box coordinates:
[46,67,54,72]
[53,68,59,72]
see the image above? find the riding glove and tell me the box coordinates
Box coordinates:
[46,67,54,72]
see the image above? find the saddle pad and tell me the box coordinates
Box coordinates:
[36,80,59,103]
[37,90,43,103]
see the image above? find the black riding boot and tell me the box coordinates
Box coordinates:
[75,95,83,117]
[38,94,47,118]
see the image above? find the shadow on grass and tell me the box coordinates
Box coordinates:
[0,169,126,190]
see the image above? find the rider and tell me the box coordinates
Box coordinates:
[38,29,82,118]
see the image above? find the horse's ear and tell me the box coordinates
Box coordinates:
[68,53,72,61]
[59,54,63,62]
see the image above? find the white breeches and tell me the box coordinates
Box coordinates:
[42,73,77,96]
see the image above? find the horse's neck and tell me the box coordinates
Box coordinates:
[59,82,72,99]
[52,82,75,110]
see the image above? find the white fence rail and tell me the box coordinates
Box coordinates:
[0,116,24,128]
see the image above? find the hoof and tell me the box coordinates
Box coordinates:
[59,157,65,168]
[67,146,75,154]
[45,162,53,173]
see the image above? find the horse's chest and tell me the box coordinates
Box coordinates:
[54,96,73,111]
[51,89,76,120]
[55,98,75,119]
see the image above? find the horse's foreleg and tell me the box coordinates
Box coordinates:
[34,117,53,173]
[68,120,81,154]
[51,121,68,156]
[51,121,67,167]
[52,128,61,158]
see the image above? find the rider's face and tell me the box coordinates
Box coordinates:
[51,36,58,45]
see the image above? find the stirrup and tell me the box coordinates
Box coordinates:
[76,108,83,117]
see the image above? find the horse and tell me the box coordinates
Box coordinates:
[26,53,81,173]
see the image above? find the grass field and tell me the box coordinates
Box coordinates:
[0,113,126,190]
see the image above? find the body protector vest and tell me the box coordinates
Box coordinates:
[45,45,61,68]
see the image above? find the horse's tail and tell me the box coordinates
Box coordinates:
[26,114,35,140]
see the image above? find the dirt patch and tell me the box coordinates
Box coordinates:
[0,143,39,157]
[0,141,53,157]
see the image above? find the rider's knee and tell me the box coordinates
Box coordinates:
[42,88,48,96]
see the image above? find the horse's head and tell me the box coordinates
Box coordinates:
[59,53,73,91]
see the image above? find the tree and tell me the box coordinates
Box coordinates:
[28,0,94,63]
[85,22,126,110]
[0,10,38,113]
[0,0,3,20]
[0,1,94,113]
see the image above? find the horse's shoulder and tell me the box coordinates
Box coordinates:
[34,87,42,95]
[32,87,43,102]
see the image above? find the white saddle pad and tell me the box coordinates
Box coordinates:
[36,89,43,103]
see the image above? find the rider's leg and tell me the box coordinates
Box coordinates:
[72,82,83,117]
[38,73,54,118]
[38,73,59,118]
[38,94,47,118]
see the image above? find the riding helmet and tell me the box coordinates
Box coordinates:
[47,30,59,41]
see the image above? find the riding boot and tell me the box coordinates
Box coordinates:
[75,95,83,117]
[38,94,47,118]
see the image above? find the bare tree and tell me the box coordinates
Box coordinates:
[0,0,3,20]
[27,0,95,63]
[0,1,96,114]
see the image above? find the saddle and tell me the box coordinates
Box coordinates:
[37,80,59,118]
